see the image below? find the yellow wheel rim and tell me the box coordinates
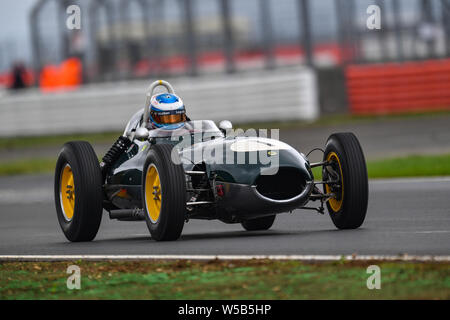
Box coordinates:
[60,164,75,221]
[325,152,344,212]
[145,164,162,223]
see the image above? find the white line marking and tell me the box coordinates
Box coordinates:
[411,231,450,234]
[370,176,450,184]
[0,255,448,262]
[394,230,450,234]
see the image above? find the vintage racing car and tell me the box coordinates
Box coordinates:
[54,80,368,241]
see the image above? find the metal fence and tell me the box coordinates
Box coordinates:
[29,0,450,82]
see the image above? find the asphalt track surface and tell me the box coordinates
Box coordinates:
[0,174,449,256]
[1,114,449,256]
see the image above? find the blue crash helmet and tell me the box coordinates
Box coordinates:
[149,93,186,130]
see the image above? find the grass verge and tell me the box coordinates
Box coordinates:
[1,111,449,151]
[0,260,448,299]
[310,153,450,179]
[0,158,56,176]
[365,154,450,178]
[0,131,121,151]
[2,153,450,178]
[239,110,450,131]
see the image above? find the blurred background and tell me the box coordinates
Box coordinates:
[0,0,450,160]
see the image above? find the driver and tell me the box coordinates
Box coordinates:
[148,93,190,130]
[101,92,190,178]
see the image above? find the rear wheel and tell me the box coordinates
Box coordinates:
[241,215,276,231]
[54,141,103,241]
[142,144,186,241]
[323,133,368,229]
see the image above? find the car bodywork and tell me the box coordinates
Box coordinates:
[54,80,368,242]
[104,116,315,224]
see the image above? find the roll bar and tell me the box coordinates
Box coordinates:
[142,80,176,127]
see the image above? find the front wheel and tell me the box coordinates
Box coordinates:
[323,132,368,229]
[54,141,104,241]
[142,144,186,241]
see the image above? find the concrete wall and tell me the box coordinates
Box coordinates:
[0,67,319,137]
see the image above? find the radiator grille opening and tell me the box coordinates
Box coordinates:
[255,167,306,200]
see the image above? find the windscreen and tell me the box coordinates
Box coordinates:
[147,120,223,139]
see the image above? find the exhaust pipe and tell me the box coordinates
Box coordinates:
[109,209,145,221]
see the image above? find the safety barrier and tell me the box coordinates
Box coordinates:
[346,59,450,114]
[0,67,318,137]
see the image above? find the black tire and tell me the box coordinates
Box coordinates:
[142,144,186,241]
[241,215,276,231]
[54,141,103,241]
[323,132,368,229]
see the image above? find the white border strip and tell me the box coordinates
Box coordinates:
[0,255,449,262]
[370,176,450,184]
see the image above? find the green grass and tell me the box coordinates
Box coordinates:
[239,110,450,130]
[1,110,449,151]
[0,260,448,299]
[366,154,450,178]
[0,131,121,151]
[2,153,450,178]
[311,153,450,180]
[0,158,57,176]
